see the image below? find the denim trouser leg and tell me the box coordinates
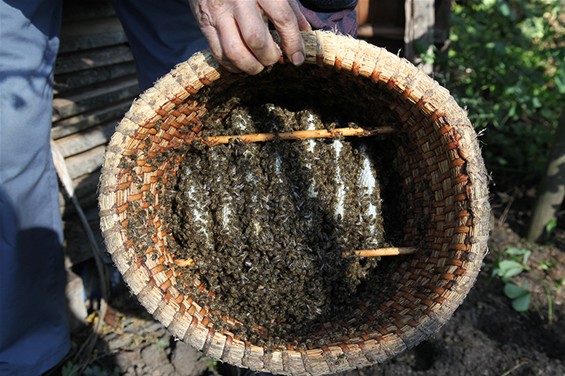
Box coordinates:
[0,1,70,374]
[112,0,209,91]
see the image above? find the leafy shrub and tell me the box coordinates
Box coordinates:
[436,0,564,184]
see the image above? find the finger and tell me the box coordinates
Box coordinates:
[215,16,265,75]
[233,1,281,67]
[199,24,243,73]
[288,0,312,31]
[259,0,306,66]
[189,1,242,73]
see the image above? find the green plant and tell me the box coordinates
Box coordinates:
[207,359,219,370]
[83,365,121,376]
[537,259,556,271]
[503,282,531,312]
[492,247,531,279]
[545,218,558,238]
[541,282,554,323]
[492,247,532,312]
[61,363,81,376]
[157,338,168,349]
[492,246,562,319]
[556,278,565,294]
[437,0,565,184]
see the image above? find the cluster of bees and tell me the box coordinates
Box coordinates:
[164,103,402,347]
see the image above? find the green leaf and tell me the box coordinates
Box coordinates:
[538,260,555,271]
[504,283,529,299]
[512,293,531,312]
[504,247,528,256]
[504,248,531,265]
[497,260,525,279]
[556,279,564,293]
[555,72,565,94]
[545,218,557,236]
[504,283,531,312]
[482,0,496,7]
[498,2,511,18]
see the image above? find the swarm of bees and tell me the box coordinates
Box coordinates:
[164,103,403,348]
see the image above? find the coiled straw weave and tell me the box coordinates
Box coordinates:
[99,31,490,375]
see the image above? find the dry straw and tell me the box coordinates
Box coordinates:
[99,31,490,375]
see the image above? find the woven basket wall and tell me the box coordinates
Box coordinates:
[99,30,490,375]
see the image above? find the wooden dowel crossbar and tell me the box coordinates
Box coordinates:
[202,126,397,146]
[173,247,416,267]
[174,258,195,267]
[345,247,417,258]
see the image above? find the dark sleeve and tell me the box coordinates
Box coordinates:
[299,0,358,11]
[298,0,358,37]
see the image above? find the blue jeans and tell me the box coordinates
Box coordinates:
[112,0,208,91]
[0,1,70,374]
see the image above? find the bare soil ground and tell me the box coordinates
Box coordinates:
[59,187,565,376]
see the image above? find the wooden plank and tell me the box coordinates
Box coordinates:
[404,0,435,70]
[358,25,404,39]
[51,100,131,140]
[52,75,139,121]
[54,61,137,94]
[59,31,128,54]
[62,1,116,22]
[53,0,136,212]
[369,1,405,27]
[60,16,125,40]
[65,144,106,179]
[59,17,128,53]
[55,45,134,75]
[55,120,117,158]
[357,0,406,54]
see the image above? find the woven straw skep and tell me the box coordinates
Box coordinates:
[99,31,490,375]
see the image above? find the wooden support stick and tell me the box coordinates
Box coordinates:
[174,258,195,267]
[343,247,417,258]
[202,126,397,146]
[175,248,415,267]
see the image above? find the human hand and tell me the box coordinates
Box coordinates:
[188,0,311,74]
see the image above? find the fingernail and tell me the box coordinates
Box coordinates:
[291,51,305,66]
